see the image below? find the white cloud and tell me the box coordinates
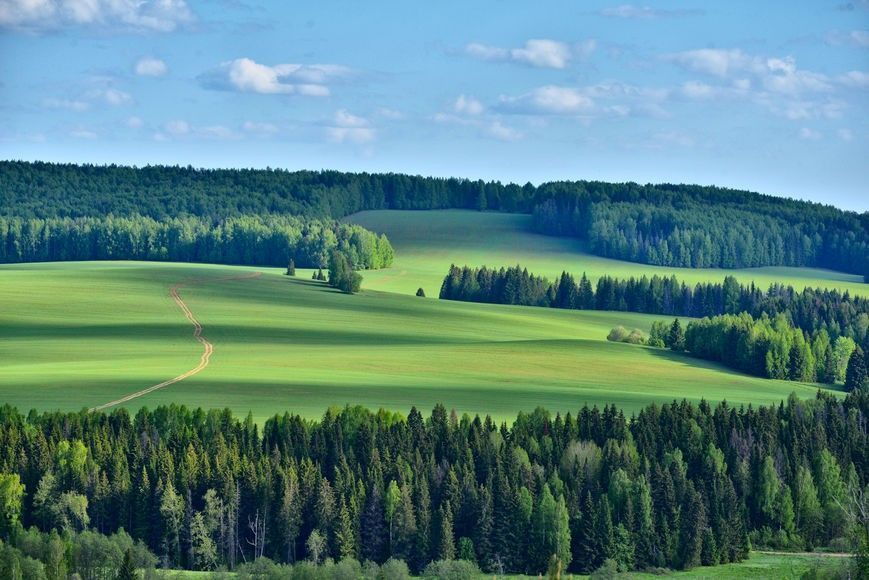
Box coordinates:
[125,116,143,128]
[799,127,822,140]
[375,107,404,120]
[43,97,89,111]
[837,128,854,141]
[839,70,869,88]
[135,57,167,77]
[326,109,375,144]
[485,120,522,141]
[242,121,278,134]
[600,5,703,19]
[501,85,595,115]
[465,38,579,69]
[851,30,869,47]
[669,49,832,96]
[0,0,193,31]
[69,127,97,139]
[164,120,189,135]
[200,58,351,96]
[453,94,484,115]
[95,87,133,106]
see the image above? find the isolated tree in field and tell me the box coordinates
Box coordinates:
[669,319,685,351]
[416,287,425,297]
[845,346,867,391]
[286,259,296,276]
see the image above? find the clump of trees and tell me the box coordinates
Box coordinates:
[328,250,362,294]
[606,326,647,345]
[653,312,869,389]
[0,392,863,575]
[0,215,395,270]
[3,161,865,277]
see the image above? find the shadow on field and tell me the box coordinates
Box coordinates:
[644,346,837,392]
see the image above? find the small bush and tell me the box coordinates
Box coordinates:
[416,287,426,297]
[379,558,410,580]
[607,326,647,344]
[422,558,480,580]
[589,558,619,580]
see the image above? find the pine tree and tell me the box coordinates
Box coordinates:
[669,319,685,351]
[286,259,296,276]
[416,287,426,297]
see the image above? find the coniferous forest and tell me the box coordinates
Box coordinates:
[2,161,867,277]
[0,392,866,577]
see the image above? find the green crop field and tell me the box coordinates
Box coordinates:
[347,210,868,298]
[0,258,838,422]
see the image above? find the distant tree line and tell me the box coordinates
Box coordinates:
[0,393,865,575]
[532,194,868,277]
[439,266,869,345]
[0,215,394,269]
[652,314,869,389]
[3,161,866,276]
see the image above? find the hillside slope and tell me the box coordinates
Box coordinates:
[0,261,835,421]
[347,209,868,297]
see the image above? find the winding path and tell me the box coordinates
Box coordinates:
[90,271,262,411]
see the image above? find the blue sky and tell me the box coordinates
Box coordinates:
[1,0,867,210]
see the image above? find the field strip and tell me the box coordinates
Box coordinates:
[89,271,262,411]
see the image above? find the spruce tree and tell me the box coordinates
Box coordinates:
[845,346,867,391]
[286,259,296,276]
[116,549,136,580]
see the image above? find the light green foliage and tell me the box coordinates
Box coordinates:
[0,474,25,537]
[832,336,857,383]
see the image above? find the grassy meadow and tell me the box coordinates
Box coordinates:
[0,260,838,422]
[346,210,868,298]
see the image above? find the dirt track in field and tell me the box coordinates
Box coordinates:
[90,271,262,411]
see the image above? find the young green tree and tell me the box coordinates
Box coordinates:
[416,287,425,297]
[286,259,296,276]
[669,319,685,351]
[0,474,25,539]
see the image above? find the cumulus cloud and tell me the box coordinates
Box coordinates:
[154,120,238,141]
[465,39,581,69]
[838,70,869,88]
[242,121,278,135]
[0,0,193,31]
[837,128,854,141]
[669,49,832,96]
[600,5,704,19]
[499,85,595,115]
[199,58,352,96]
[453,94,484,115]
[326,109,375,144]
[125,116,143,128]
[135,57,167,77]
[799,127,822,140]
[43,85,132,111]
[69,127,97,139]
[485,120,522,141]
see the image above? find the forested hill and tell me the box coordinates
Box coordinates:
[1,160,867,276]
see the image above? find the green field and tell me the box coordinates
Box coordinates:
[151,551,850,578]
[347,210,868,298]
[0,259,837,422]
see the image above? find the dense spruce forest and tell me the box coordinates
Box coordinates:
[0,215,394,269]
[2,161,866,276]
[439,266,869,344]
[0,393,866,576]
